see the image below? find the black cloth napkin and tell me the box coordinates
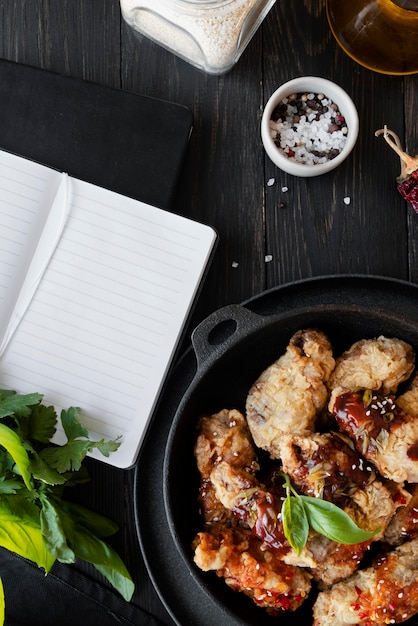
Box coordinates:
[0,548,165,626]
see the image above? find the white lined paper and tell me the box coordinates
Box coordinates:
[0,150,217,468]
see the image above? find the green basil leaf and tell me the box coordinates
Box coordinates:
[59,501,119,538]
[0,517,55,572]
[0,424,32,490]
[3,496,40,526]
[39,496,75,563]
[71,526,135,601]
[282,495,309,555]
[0,577,4,625]
[300,495,380,544]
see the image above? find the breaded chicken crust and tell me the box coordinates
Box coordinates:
[328,335,415,396]
[384,483,418,546]
[194,409,259,526]
[246,329,335,458]
[313,537,418,626]
[330,389,418,483]
[193,526,311,614]
[397,372,418,416]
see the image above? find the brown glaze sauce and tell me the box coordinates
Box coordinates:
[333,391,406,451]
[233,489,290,557]
[291,432,373,505]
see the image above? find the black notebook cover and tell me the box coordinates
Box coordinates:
[0,59,193,209]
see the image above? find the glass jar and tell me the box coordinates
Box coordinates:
[326,0,418,75]
[120,0,276,75]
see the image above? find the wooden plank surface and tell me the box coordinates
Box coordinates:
[1,1,418,624]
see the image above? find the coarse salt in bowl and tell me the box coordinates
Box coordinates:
[261,76,359,177]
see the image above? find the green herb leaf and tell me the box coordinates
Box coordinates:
[60,500,119,538]
[0,476,23,495]
[39,495,75,563]
[71,526,135,601]
[0,423,32,490]
[0,577,4,626]
[29,456,67,486]
[0,389,132,601]
[61,407,88,441]
[94,438,122,458]
[0,391,42,419]
[40,440,92,473]
[4,495,40,525]
[27,404,57,443]
[280,473,380,553]
[300,495,380,544]
[0,503,55,572]
[282,494,309,556]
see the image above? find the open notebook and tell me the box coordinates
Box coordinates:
[0,149,217,468]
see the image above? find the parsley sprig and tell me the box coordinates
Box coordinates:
[281,473,380,555]
[0,389,133,603]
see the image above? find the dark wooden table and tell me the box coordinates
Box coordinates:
[1,1,418,624]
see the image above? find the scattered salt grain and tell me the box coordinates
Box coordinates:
[265,254,273,262]
[232,261,239,268]
[267,177,275,186]
[343,196,351,205]
[281,186,289,192]
[269,92,348,165]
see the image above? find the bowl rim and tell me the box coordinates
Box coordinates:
[261,75,359,177]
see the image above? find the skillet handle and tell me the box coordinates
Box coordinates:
[191,304,266,369]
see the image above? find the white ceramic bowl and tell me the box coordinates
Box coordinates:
[261,76,359,177]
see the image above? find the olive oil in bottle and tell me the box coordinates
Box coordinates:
[326,0,418,75]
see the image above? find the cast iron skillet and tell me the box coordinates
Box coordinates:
[135,275,418,626]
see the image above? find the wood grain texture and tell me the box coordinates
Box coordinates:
[263,0,409,287]
[0,1,418,624]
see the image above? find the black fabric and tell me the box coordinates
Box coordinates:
[0,548,164,626]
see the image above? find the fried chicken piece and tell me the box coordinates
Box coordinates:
[245,329,335,458]
[194,409,259,526]
[397,372,418,416]
[209,457,397,587]
[278,430,377,503]
[193,525,311,615]
[384,483,418,546]
[328,335,415,397]
[313,537,418,626]
[193,411,312,615]
[276,431,399,586]
[331,389,418,483]
[209,460,315,565]
[195,409,259,479]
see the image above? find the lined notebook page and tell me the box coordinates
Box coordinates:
[0,151,63,342]
[0,173,216,468]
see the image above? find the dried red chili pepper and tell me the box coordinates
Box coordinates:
[375,126,418,214]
